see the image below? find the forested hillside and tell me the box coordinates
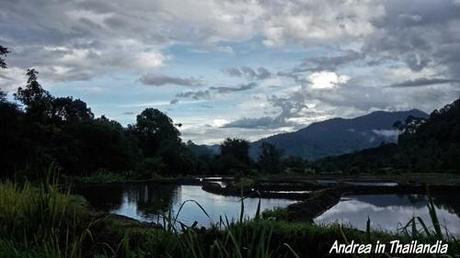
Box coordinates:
[314,97,460,172]
[250,109,427,160]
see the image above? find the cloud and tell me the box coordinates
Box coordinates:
[224,66,272,80]
[388,78,460,88]
[2,0,460,144]
[308,71,350,89]
[295,50,364,72]
[139,74,205,87]
[261,0,385,47]
[223,93,325,129]
[210,82,258,93]
[173,82,258,103]
[222,116,276,129]
[175,90,211,100]
[2,0,460,84]
[361,0,460,78]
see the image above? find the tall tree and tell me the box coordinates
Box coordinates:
[14,69,53,121]
[258,142,283,174]
[0,45,8,102]
[0,45,8,69]
[51,97,94,123]
[220,138,250,174]
[133,108,181,157]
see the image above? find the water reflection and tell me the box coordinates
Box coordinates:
[315,194,460,237]
[316,180,398,187]
[75,184,124,211]
[76,183,296,226]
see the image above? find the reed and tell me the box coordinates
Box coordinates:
[0,178,458,258]
[0,179,91,258]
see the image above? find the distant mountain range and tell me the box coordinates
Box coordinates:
[314,97,460,171]
[249,109,428,160]
[188,109,428,161]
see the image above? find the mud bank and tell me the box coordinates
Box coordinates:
[201,182,313,200]
[286,188,342,222]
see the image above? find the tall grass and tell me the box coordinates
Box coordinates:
[131,195,300,258]
[0,180,91,258]
[0,178,458,258]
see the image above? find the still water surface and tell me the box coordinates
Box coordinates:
[76,183,296,226]
[315,194,460,236]
[76,183,460,235]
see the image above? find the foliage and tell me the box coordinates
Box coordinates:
[257,142,283,174]
[0,179,91,258]
[0,45,8,69]
[219,138,251,175]
[314,97,460,173]
[76,169,128,184]
[0,49,200,179]
[0,178,459,257]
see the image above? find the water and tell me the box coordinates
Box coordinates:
[343,181,398,186]
[75,184,460,235]
[314,194,460,236]
[317,179,399,187]
[75,183,296,227]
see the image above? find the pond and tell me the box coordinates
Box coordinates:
[75,183,296,227]
[316,179,399,187]
[75,183,460,236]
[314,194,460,237]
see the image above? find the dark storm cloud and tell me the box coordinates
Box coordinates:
[139,74,205,87]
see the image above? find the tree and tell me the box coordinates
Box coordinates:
[220,138,250,174]
[0,45,8,69]
[51,97,94,123]
[14,69,53,121]
[0,45,9,103]
[282,156,306,174]
[56,116,139,175]
[131,108,195,176]
[133,108,181,157]
[0,90,6,103]
[258,142,283,174]
[0,92,24,177]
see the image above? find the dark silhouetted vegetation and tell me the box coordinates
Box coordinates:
[314,97,460,173]
[0,47,199,180]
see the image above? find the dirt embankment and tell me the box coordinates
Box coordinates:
[286,188,342,221]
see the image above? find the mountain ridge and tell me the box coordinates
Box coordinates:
[249,109,428,160]
[191,109,429,161]
[314,98,460,171]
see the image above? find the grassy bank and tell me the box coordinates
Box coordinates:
[0,180,459,258]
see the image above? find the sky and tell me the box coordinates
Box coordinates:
[0,0,459,144]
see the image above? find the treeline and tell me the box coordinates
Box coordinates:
[189,139,310,176]
[0,70,198,178]
[0,46,309,179]
[314,97,460,173]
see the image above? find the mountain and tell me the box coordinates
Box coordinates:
[250,109,428,160]
[186,141,219,158]
[314,98,460,172]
